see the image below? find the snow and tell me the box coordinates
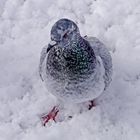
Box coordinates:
[0,0,140,139]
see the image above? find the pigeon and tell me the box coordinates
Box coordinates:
[39,18,112,125]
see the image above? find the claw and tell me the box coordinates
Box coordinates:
[41,100,96,126]
[88,100,96,110]
[41,106,59,126]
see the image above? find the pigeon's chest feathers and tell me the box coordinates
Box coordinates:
[46,41,96,81]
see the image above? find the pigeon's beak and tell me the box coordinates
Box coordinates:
[47,40,57,53]
[49,40,57,46]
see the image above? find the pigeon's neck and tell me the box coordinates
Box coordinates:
[46,33,97,81]
[71,32,82,42]
[71,34,93,52]
[69,33,97,73]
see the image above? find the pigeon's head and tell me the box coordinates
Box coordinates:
[50,18,80,45]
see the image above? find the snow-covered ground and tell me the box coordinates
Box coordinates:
[0,0,140,139]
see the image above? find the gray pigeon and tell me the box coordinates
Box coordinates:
[39,18,112,125]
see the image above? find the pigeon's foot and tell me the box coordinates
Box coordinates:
[88,99,97,110]
[41,100,97,126]
[41,106,59,126]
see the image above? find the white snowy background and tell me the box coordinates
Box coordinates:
[0,0,140,139]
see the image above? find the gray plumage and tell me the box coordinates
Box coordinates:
[39,19,112,104]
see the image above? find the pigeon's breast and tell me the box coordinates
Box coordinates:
[45,52,105,103]
[46,44,96,82]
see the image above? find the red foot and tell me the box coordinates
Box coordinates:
[41,106,59,126]
[88,100,96,110]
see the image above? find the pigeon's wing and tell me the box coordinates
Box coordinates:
[39,45,48,81]
[85,36,113,89]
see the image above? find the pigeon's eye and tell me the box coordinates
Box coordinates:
[63,33,68,38]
